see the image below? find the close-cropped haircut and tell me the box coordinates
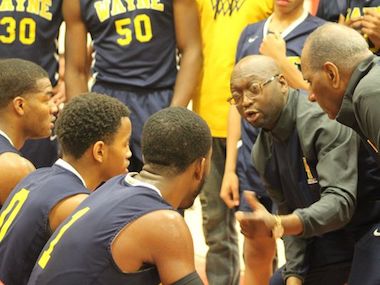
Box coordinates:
[55,93,131,159]
[304,23,369,72]
[0,58,49,108]
[142,107,212,174]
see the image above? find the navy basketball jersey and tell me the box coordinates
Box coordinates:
[316,0,346,22]
[0,0,63,85]
[0,161,89,285]
[0,134,18,155]
[28,173,174,285]
[81,0,177,88]
[346,0,380,53]
[235,13,325,196]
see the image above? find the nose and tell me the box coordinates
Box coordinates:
[308,92,316,102]
[241,90,254,106]
[49,99,59,115]
[126,145,132,160]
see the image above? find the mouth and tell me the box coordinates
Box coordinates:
[244,110,260,124]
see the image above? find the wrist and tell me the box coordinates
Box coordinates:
[271,215,284,239]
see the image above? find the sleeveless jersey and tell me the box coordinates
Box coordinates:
[81,0,176,88]
[0,163,89,285]
[0,134,18,155]
[28,174,174,285]
[235,13,325,196]
[0,0,63,85]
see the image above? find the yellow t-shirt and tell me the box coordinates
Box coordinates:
[193,0,273,138]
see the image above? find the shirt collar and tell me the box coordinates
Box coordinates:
[266,89,298,142]
[263,10,309,39]
[55,158,87,187]
[124,172,163,197]
[0,130,14,147]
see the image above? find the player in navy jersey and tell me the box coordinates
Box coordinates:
[317,0,380,54]
[0,0,66,168]
[63,0,202,172]
[0,59,56,209]
[220,1,325,284]
[28,107,211,285]
[0,93,132,285]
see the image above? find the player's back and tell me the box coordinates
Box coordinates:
[0,163,89,285]
[28,174,174,285]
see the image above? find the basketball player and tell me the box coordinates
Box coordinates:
[28,107,211,285]
[63,0,202,172]
[0,93,132,285]
[0,0,66,168]
[0,58,56,208]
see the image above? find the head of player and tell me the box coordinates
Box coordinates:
[55,92,132,189]
[141,107,212,209]
[0,58,57,148]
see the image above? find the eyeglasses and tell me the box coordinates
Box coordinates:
[227,74,280,105]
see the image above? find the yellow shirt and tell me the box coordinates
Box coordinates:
[193,0,273,137]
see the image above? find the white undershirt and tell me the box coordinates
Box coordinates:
[0,130,15,147]
[124,172,163,197]
[55,158,87,187]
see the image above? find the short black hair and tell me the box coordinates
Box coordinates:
[0,58,49,108]
[55,93,131,159]
[142,107,212,174]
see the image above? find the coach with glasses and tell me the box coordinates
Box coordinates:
[231,55,380,285]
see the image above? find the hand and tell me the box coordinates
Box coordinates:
[51,79,66,107]
[259,33,286,61]
[362,9,380,49]
[220,171,240,208]
[235,191,275,239]
[286,276,303,285]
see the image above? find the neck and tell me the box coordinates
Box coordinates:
[271,6,305,32]
[0,119,25,149]
[62,155,104,191]
[135,168,185,209]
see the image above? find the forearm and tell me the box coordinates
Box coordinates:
[276,56,309,90]
[65,67,88,100]
[225,106,242,173]
[293,187,356,237]
[171,48,202,107]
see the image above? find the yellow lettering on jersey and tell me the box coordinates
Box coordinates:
[136,0,151,9]
[287,56,301,70]
[363,6,380,14]
[151,0,163,12]
[0,0,14,12]
[0,189,30,242]
[94,0,111,22]
[111,0,126,16]
[350,7,362,19]
[26,0,39,14]
[39,0,52,20]
[124,0,136,11]
[15,0,27,12]
[38,207,90,269]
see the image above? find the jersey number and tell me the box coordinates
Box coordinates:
[115,14,153,46]
[38,207,90,269]
[0,17,36,45]
[0,188,30,242]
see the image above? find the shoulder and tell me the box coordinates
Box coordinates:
[0,153,35,203]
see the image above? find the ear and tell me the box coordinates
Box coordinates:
[193,157,206,181]
[277,74,288,94]
[12,96,26,116]
[323,62,340,88]
[92,141,106,163]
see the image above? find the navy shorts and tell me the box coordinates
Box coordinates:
[92,82,173,172]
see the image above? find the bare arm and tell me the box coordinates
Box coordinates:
[0,153,35,205]
[260,34,309,90]
[48,193,89,231]
[171,0,202,107]
[62,0,89,101]
[220,106,242,208]
[111,210,202,284]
